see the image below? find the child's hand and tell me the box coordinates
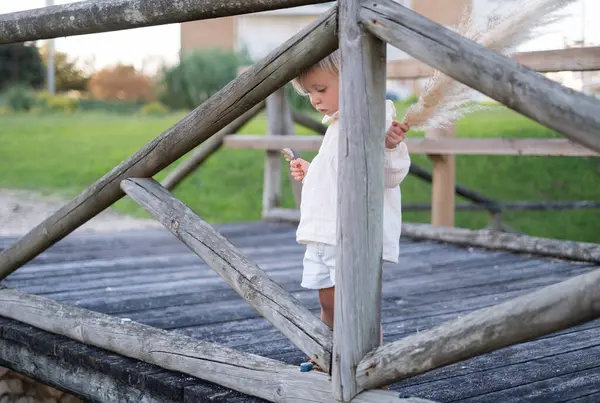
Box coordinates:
[385,120,409,149]
[290,158,310,182]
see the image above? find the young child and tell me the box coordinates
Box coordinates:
[289,49,411,352]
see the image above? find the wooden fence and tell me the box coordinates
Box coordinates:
[1,1,600,402]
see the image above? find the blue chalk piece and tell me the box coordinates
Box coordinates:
[300,362,313,372]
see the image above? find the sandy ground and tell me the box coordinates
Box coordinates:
[0,188,162,237]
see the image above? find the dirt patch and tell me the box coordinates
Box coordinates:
[0,189,162,237]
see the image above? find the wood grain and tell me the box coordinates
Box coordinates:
[356,267,600,389]
[121,177,332,371]
[0,0,331,44]
[333,0,387,400]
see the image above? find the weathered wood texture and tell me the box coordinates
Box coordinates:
[357,266,600,389]
[427,126,455,227]
[360,0,600,153]
[0,0,330,44]
[120,177,332,372]
[333,1,387,400]
[2,222,600,402]
[0,291,429,403]
[387,46,600,79]
[223,135,599,156]
[161,102,265,191]
[0,6,338,281]
[402,223,600,264]
[0,339,172,403]
[264,89,301,212]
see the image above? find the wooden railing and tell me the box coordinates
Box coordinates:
[1,1,600,403]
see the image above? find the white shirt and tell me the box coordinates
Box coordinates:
[296,100,411,263]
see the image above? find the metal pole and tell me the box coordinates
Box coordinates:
[46,0,55,95]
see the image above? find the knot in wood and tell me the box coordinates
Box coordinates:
[170,219,179,230]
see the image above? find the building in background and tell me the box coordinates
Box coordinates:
[180,0,598,98]
[180,0,470,98]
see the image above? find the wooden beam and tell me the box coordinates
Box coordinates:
[259,209,600,263]
[120,177,332,372]
[333,0,387,400]
[0,288,437,403]
[360,0,600,153]
[401,223,600,264]
[387,46,600,79]
[223,135,600,156]
[427,126,455,227]
[0,338,178,403]
[0,0,331,44]
[161,101,265,191]
[356,266,600,389]
[292,111,329,135]
[0,6,338,281]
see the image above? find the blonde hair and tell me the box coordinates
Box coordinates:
[291,49,340,95]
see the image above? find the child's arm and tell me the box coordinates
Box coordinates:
[290,158,310,182]
[384,141,411,188]
[383,100,411,188]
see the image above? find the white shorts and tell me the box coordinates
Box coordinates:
[301,242,336,289]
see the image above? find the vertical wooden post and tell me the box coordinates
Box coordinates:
[263,88,300,215]
[333,0,386,401]
[427,125,456,226]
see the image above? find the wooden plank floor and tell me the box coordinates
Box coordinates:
[1,221,600,402]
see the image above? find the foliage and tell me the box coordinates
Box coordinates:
[88,64,155,102]
[45,94,78,113]
[39,44,90,92]
[4,85,36,112]
[0,43,45,91]
[159,48,252,110]
[140,101,169,116]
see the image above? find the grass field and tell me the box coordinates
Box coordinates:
[0,105,598,243]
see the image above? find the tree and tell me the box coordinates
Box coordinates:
[88,64,155,101]
[0,43,45,91]
[159,48,252,110]
[39,44,90,92]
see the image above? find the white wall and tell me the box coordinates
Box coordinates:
[236,0,412,62]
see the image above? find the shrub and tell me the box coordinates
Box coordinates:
[159,48,252,110]
[5,85,36,112]
[140,101,169,116]
[46,94,78,113]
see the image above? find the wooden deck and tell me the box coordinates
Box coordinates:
[1,221,599,402]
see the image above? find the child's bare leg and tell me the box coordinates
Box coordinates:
[319,286,389,387]
[318,286,335,329]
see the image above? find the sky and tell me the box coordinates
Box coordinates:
[0,0,598,75]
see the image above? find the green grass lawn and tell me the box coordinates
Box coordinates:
[0,105,598,243]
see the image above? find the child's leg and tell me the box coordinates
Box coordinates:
[318,286,335,329]
[319,286,384,344]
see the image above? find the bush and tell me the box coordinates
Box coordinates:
[5,85,36,112]
[140,101,169,116]
[159,48,252,110]
[46,94,78,113]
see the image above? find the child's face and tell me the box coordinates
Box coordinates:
[301,68,339,116]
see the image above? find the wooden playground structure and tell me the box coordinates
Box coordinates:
[1,0,600,402]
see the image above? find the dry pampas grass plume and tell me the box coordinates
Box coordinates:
[403,0,578,131]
